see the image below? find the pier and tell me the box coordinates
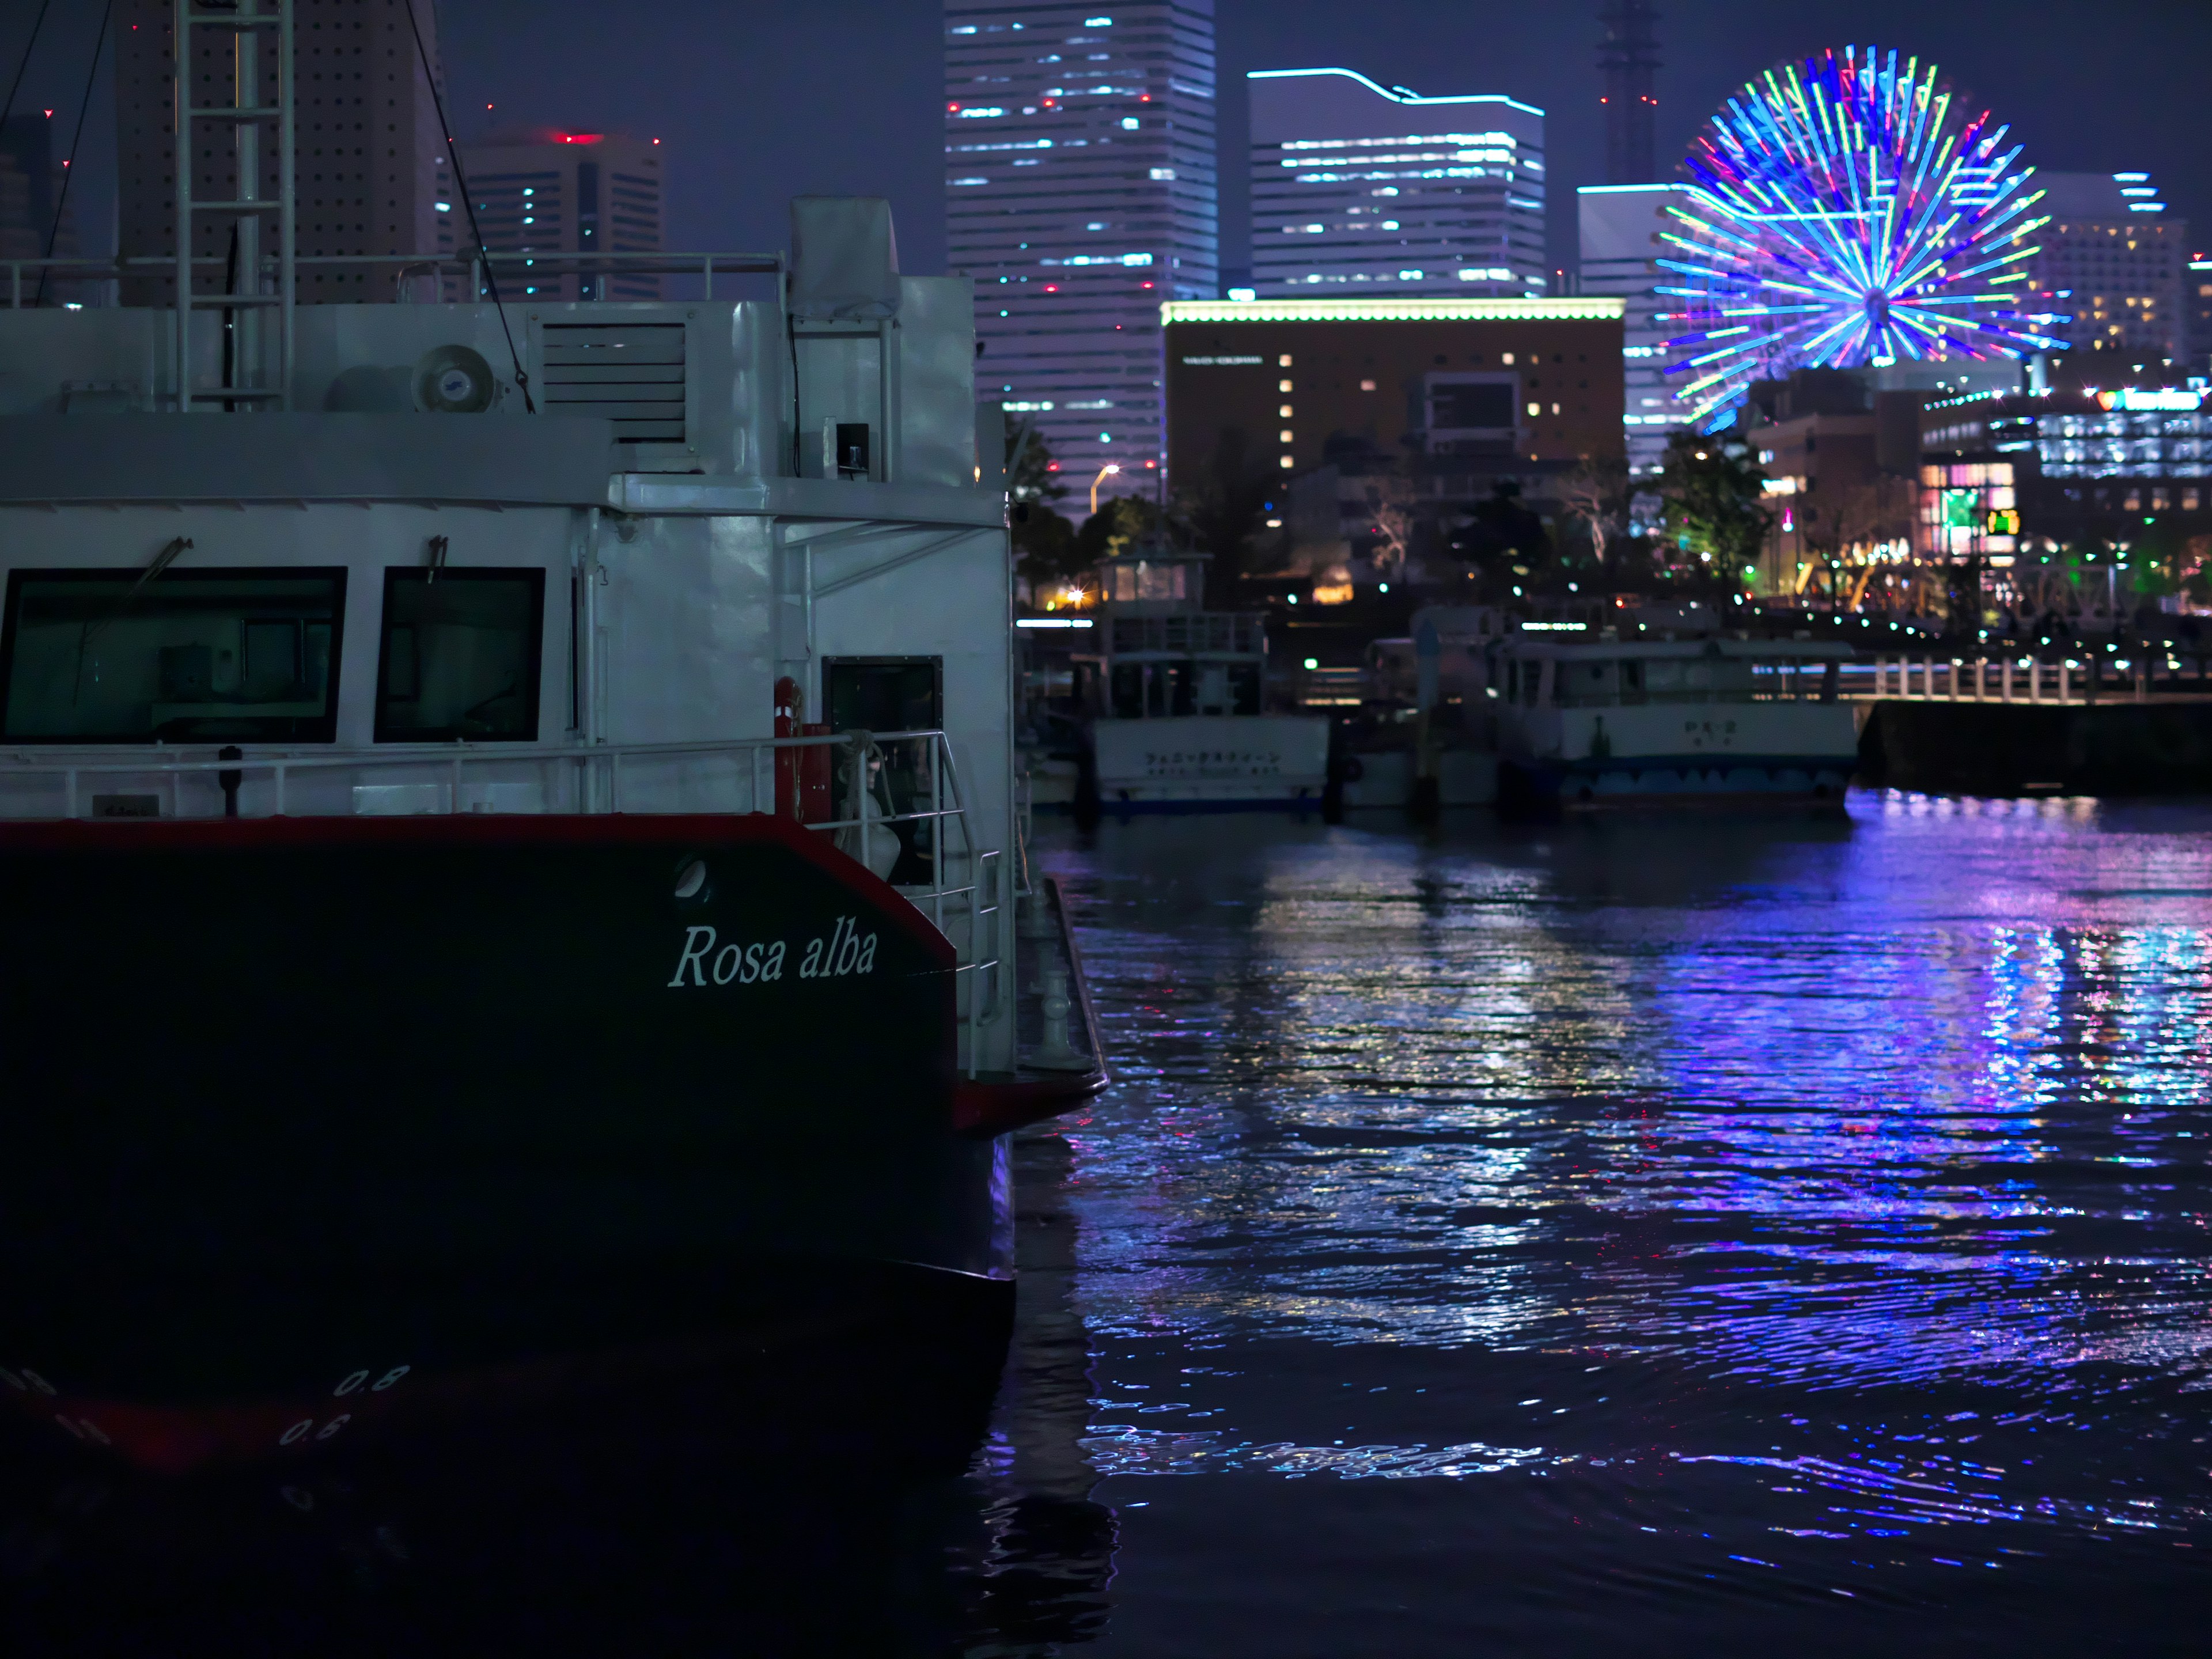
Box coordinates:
[1853,649,2212,796]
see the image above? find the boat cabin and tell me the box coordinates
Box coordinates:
[0,198,1018,1069]
[1090,550,1267,719]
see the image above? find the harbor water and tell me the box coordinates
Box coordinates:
[3,794,2206,1654]
[990,798,2209,1656]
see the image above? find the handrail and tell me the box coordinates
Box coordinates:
[2,249,786,309]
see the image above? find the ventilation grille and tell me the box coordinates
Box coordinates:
[539,323,685,445]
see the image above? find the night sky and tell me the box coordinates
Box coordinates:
[10,0,2212,283]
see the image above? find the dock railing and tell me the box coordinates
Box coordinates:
[1862,652,2212,707]
[0,727,1005,1071]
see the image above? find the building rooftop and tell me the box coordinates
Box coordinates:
[2036,171,2168,219]
[1162,297,1624,326]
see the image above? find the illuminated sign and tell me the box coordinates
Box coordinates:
[1162,297,1624,326]
[2096,387,2205,412]
[1942,488,1979,529]
[1986,507,2020,535]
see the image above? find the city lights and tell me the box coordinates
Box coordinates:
[1659,46,2066,427]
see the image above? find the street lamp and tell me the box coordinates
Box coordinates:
[1090,463,1121,516]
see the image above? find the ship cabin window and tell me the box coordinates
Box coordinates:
[0,567,344,743]
[1556,658,1621,707]
[1107,561,1187,603]
[1509,659,1547,706]
[1108,660,1260,719]
[375,568,544,742]
[1640,656,1756,702]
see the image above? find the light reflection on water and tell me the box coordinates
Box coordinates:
[1009,795,2211,1654]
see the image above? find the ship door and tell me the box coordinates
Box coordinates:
[824,656,942,886]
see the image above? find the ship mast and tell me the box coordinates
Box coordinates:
[172,0,295,410]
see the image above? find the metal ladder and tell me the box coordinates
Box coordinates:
[172,0,294,410]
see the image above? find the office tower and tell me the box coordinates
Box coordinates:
[459,130,665,301]
[946,1,1218,497]
[1577,183,1685,474]
[2026,172,2187,363]
[1596,0,1660,186]
[2190,255,2212,375]
[0,114,72,266]
[1247,68,1544,302]
[114,0,454,305]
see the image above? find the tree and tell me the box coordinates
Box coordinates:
[1005,418,1082,595]
[1444,479,1552,601]
[1554,453,1631,567]
[1809,473,1916,610]
[1006,415,1069,514]
[1359,475,1418,581]
[1176,426,1275,608]
[1658,430,1772,590]
[1075,494,1169,568]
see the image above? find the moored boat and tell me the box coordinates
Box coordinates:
[1493,629,1858,810]
[1078,550,1330,812]
[0,187,1104,1472]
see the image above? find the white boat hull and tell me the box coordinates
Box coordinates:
[1092,715,1330,811]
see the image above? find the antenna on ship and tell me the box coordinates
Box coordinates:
[173,0,295,411]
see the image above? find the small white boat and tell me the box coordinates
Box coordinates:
[1078,551,1329,812]
[1493,630,1858,810]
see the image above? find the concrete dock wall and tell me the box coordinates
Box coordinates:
[1857,699,2212,796]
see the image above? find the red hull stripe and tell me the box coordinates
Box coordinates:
[12,1314,876,1475]
[952,1071,1108,1137]
[0,810,954,966]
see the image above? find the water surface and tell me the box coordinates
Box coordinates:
[993,796,2209,1656]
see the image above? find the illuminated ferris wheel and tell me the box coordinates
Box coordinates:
[1659,46,2067,429]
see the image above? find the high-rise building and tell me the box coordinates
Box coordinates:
[2026,172,2187,365]
[946,1,1218,497]
[1247,68,1544,302]
[115,0,453,305]
[0,114,71,266]
[459,130,665,301]
[2189,255,2212,375]
[1596,0,1659,187]
[1577,183,1686,474]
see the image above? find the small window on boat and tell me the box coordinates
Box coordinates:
[0,566,345,743]
[375,567,544,742]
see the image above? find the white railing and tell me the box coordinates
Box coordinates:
[0,727,1006,1070]
[0,250,785,309]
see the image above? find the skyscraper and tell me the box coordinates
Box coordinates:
[946,1,1218,497]
[1247,69,1544,303]
[1577,183,1687,474]
[114,0,453,305]
[460,130,665,301]
[2025,172,2187,365]
[1596,0,1660,187]
[0,115,71,267]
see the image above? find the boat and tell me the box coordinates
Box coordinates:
[0,179,1105,1473]
[1071,549,1330,812]
[1491,626,1858,810]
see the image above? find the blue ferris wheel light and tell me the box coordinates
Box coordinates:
[1659,46,2067,429]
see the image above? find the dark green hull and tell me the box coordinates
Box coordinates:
[0,813,1008,1471]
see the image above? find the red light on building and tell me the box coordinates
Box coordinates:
[1044,285,1058,292]
[555,133,604,144]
